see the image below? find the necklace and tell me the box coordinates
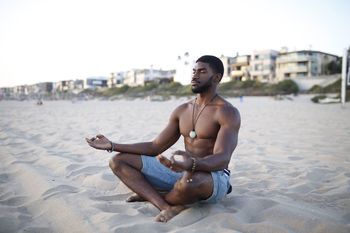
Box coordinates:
[189,94,218,139]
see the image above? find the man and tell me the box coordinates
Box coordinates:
[86,55,241,222]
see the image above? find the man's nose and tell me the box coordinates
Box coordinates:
[192,73,199,80]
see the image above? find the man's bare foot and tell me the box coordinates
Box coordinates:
[126,191,169,202]
[155,205,186,222]
[126,194,146,202]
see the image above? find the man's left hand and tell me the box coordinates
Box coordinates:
[157,150,193,172]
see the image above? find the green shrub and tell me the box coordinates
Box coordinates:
[274,80,299,94]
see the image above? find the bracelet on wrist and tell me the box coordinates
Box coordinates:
[186,157,197,183]
[190,157,196,172]
[107,141,114,153]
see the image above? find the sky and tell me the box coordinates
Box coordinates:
[0,0,349,87]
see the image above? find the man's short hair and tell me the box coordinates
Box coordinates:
[196,55,224,77]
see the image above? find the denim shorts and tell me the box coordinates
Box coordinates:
[141,155,231,204]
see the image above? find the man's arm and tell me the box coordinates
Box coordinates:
[192,105,240,171]
[108,105,184,156]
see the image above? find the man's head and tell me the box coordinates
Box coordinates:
[191,55,224,93]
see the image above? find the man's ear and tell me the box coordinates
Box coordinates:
[213,73,222,84]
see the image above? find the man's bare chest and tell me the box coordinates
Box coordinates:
[178,109,220,139]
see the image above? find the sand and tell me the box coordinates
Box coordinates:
[0,95,349,233]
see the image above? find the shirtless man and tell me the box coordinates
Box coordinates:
[86,55,241,222]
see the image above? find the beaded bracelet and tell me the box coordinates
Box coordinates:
[186,157,197,183]
[107,141,114,153]
[190,157,196,173]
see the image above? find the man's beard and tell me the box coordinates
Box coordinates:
[191,76,213,93]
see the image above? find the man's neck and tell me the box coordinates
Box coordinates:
[196,91,217,106]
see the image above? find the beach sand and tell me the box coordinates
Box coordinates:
[0,95,349,233]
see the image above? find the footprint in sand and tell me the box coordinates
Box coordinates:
[66,166,105,178]
[0,173,10,184]
[20,226,52,233]
[288,156,304,161]
[93,203,138,215]
[41,185,79,200]
[91,193,129,202]
[0,196,28,206]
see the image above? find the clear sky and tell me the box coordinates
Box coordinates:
[0,0,349,87]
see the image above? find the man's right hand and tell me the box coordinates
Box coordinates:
[86,134,112,150]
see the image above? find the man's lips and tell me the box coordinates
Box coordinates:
[191,81,199,85]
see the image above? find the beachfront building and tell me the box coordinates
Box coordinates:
[25,82,52,97]
[54,80,75,92]
[123,70,139,87]
[123,69,175,87]
[276,50,340,81]
[0,87,13,99]
[220,55,235,83]
[107,72,125,88]
[84,77,108,89]
[230,55,251,81]
[250,50,279,82]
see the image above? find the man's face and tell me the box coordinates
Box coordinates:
[191,62,214,93]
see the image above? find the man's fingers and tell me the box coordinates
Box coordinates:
[173,150,186,156]
[86,138,93,143]
[158,155,172,167]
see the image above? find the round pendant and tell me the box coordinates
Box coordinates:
[189,130,197,139]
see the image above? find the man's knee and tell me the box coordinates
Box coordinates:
[176,172,211,193]
[109,153,124,171]
[174,172,213,200]
[108,153,142,172]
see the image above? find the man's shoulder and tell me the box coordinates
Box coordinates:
[171,99,194,116]
[175,99,194,111]
[216,98,241,122]
[217,97,238,111]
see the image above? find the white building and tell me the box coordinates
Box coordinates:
[276,50,340,81]
[250,50,279,82]
[84,77,108,89]
[230,55,251,81]
[123,69,175,86]
[220,55,235,83]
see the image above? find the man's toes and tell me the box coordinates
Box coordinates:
[126,194,145,202]
[155,211,167,222]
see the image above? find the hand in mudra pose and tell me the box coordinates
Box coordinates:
[157,150,193,173]
[86,134,112,150]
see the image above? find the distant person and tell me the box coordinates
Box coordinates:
[86,55,241,222]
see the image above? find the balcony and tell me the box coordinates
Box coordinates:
[231,70,244,77]
[278,66,308,73]
[276,56,310,64]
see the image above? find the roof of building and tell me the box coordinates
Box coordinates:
[279,50,340,58]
